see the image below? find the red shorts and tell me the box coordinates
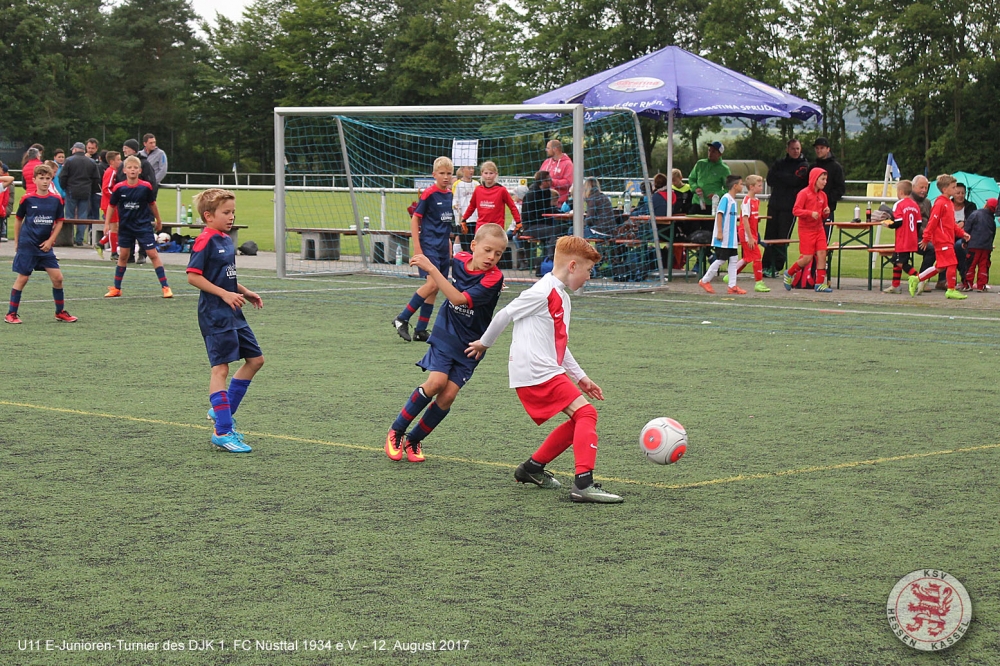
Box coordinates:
[935,245,958,268]
[516,373,582,425]
[799,227,828,255]
[740,238,761,262]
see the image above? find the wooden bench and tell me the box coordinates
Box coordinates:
[60,219,247,247]
[286,227,411,263]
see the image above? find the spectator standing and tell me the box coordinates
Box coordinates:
[812,137,845,232]
[911,175,940,287]
[21,146,43,196]
[59,142,101,246]
[86,138,104,228]
[51,149,66,197]
[540,140,574,206]
[688,141,730,212]
[0,163,13,240]
[138,133,168,186]
[951,183,976,288]
[763,139,810,277]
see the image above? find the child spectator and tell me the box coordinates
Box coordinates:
[21,146,42,196]
[452,165,478,249]
[393,157,454,342]
[51,150,66,197]
[962,198,997,292]
[672,168,692,215]
[462,161,520,233]
[96,151,122,259]
[385,224,507,463]
[6,164,78,324]
[0,163,13,241]
[186,189,264,453]
[735,174,769,292]
[880,179,921,294]
[468,236,623,504]
[910,174,971,299]
[104,155,172,299]
[699,175,745,295]
[784,168,832,293]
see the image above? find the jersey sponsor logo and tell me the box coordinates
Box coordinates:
[226,265,237,279]
[450,303,474,317]
[123,202,140,210]
[886,569,972,651]
[31,215,54,226]
[480,200,496,209]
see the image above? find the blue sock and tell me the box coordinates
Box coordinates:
[53,288,64,313]
[114,265,126,289]
[8,288,21,314]
[408,402,450,443]
[210,391,234,433]
[399,293,424,322]
[155,266,168,287]
[228,378,252,415]
[392,387,432,433]
[414,302,434,332]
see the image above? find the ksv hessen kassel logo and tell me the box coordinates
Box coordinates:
[886,569,972,651]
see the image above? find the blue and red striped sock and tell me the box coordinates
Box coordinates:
[407,402,449,443]
[392,387,432,433]
[8,288,21,314]
[414,302,434,332]
[398,293,424,322]
[155,266,168,287]
[114,265,126,289]
[210,391,234,434]
[53,288,64,314]
[228,378,252,415]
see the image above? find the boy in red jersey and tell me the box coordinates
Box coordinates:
[734,175,768,292]
[784,168,832,293]
[468,236,622,504]
[462,161,521,233]
[393,156,454,343]
[385,224,507,463]
[96,150,121,259]
[880,179,921,294]
[6,164,78,324]
[910,174,971,299]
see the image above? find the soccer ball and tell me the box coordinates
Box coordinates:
[156,232,171,244]
[640,417,687,465]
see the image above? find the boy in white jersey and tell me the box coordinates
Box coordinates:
[467,236,622,503]
[698,175,745,294]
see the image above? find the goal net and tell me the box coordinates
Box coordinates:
[274,105,662,289]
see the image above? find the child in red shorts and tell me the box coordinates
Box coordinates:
[468,236,622,504]
[784,167,832,292]
[910,174,971,299]
[735,174,769,292]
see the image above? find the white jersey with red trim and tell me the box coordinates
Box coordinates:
[479,272,586,388]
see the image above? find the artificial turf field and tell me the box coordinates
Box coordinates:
[2,260,1000,665]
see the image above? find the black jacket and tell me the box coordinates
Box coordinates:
[813,154,846,210]
[964,207,996,249]
[58,152,100,200]
[766,154,810,211]
[521,183,556,229]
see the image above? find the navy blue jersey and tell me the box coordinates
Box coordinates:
[15,192,64,253]
[109,179,156,231]
[185,228,248,337]
[430,251,504,352]
[414,185,454,256]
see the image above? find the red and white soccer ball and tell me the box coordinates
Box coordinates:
[640,417,687,465]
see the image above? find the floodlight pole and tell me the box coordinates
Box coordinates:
[572,105,585,237]
[274,110,286,277]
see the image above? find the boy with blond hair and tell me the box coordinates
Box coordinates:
[468,236,622,503]
[699,175,745,294]
[386,224,507,462]
[910,174,971,299]
[6,164,78,324]
[394,156,454,342]
[462,161,521,233]
[735,174,769,292]
[881,179,921,293]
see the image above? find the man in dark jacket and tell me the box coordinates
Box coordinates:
[521,171,561,271]
[59,142,101,245]
[763,139,809,276]
[812,137,845,237]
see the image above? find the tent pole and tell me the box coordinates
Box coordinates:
[572,105,585,238]
[666,110,674,217]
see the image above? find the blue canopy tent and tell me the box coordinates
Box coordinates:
[524,46,823,216]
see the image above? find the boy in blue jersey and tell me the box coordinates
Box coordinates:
[393,156,454,342]
[698,175,746,295]
[186,189,264,453]
[104,156,172,299]
[386,223,507,462]
[6,164,78,324]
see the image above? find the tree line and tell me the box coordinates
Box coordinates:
[3,0,999,181]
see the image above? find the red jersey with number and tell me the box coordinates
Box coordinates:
[464,184,521,230]
[922,195,963,247]
[891,198,921,252]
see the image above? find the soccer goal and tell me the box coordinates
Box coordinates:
[274,104,663,288]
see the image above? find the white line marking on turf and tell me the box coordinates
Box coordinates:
[13,284,415,305]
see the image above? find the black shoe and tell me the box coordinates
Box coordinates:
[110,252,119,260]
[393,316,411,341]
[136,254,147,265]
[413,329,430,342]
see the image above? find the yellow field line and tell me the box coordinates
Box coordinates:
[2,400,996,490]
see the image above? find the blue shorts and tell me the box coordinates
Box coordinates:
[418,250,450,279]
[416,336,479,388]
[204,326,262,367]
[12,250,59,276]
[118,227,157,252]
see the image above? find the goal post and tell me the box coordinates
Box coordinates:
[273,104,663,287]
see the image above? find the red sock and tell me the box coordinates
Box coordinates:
[788,262,802,276]
[109,232,118,253]
[946,266,957,289]
[892,265,902,287]
[99,234,109,245]
[532,419,575,465]
[753,260,763,281]
[816,268,827,285]
[570,404,599,475]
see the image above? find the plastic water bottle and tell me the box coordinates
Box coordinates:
[363,216,370,229]
[395,245,403,265]
[623,195,631,215]
[180,204,186,223]
[711,194,720,216]
[854,205,861,222]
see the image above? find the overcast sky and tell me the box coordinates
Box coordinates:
[190,0,250,24]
